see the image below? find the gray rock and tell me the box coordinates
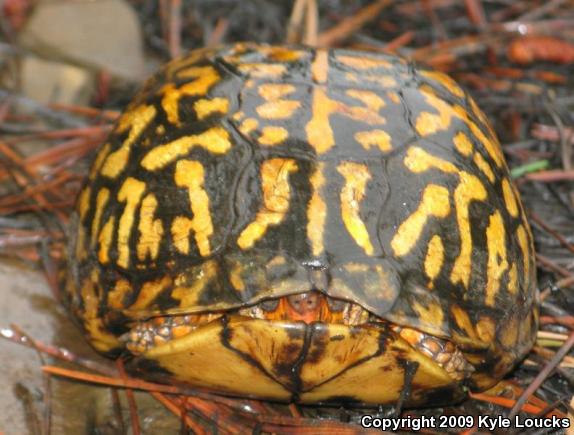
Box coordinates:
[20,56,94,105]
[20,0,146,81]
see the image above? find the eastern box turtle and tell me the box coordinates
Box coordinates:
[65,43,538,406]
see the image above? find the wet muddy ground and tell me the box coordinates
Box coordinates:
[0,263,181,433]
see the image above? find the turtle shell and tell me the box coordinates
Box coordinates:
[65,43,538,405]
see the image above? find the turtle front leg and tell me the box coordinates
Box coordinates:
[393,326,474,381]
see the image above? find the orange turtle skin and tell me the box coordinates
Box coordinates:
[65,43,538,406]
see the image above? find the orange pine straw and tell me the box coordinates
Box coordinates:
[383,31,415,53]
[288,403,302,418]
[44,365,252,433]
[317,0,392,47]
[176,397,255,435]
[43,366,390,433]
[11,125,111,143]
[42,365,186,394]
[151,392,209,435]
[526,170,574,182]
[48,103,120,120]
[42,365,268,412]
[508,36,574,65]
[469,393,565,419]
[540,316,574,328]
[116,360,141,435]
[172,394,250,434]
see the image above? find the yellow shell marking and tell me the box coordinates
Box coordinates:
[239,118,258,136]
[485,211,508,306]
[337,162,374,256]
[412,300,444,329]
[238,159,298,250]
[194,97,229,120]
[415,90,459,137]
[229,264,246,292]
[470,98,495,137]
[256,100,301,120]
[402,146,490,288]
[237,63,287,78]
[171,217,194,255]
[424,235,445,286]
[98,216,115,264]
[499,315,519,348]
[344,72,359,83]
[306,88,335,153]
[76,187,91,259]
[89,143,111,180]
[129,276,172,311]
[346,90,386,112]
[450,172,488,288]
[415,92,498,169]
[258,84,295,100]
[77,187,91,222]
[172,261,218,307]
[476,316,496,343]
[311,49,329,84]
[101,105,156,178]
[254,83,299,125]
[306,88,386,154]
[363,75,397,88]
[420,70,465,98]
[387,91,400,103]
[75,226,87,261]
[117,178,146,269]
[517,225,530,281]
[174,160,213,257]
[336,55,391,70]
[107,279,132,310]
[404,147,458,174]
[501,178,519,217]
[141,127,231,171]
[454,105,504,168]
[267,256,287,268]
[453,132,473,156]
[508,262,518,294]
[307,163,327,256]
[137,193,164,261]
[473,152,495,183]
[259,126,288,146]
[161,66,220,125]
[80,271,119,352]
[355,130,392,152]
[391,184,450,257]
[263,47,305,62]
[91,188,110,246]
[164,47,213,78]
[454,132,496,185]
[451,305,479,342]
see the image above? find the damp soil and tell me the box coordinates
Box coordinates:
[0,260,183,433]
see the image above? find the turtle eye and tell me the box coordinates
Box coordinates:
[326,297,347,312]
[287,292,320,313]
[259,298,280,312]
